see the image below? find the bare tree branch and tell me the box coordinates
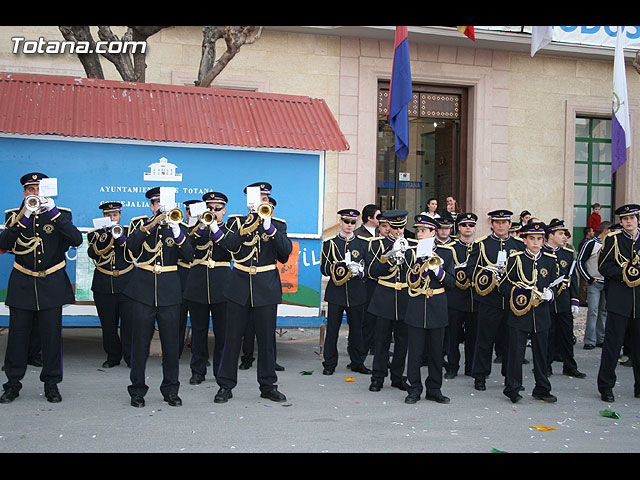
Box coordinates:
[59,26,104,79]
[195,26,262,87]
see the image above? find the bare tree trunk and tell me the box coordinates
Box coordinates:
[59,26,104,79]
[195,26,262,87]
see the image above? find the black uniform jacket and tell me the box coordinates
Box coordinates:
[446,238,476,313]
[542,243,579,314]
[223,214,293,308]
[123,213,194,307]
[498,249,560,333]
[466,233,526,309]
[598,229,640,318]
[87,225,133,294]
[320,232,368,308]
[0,203,83,311]
[182,218,235,305]
[404,243,456,329]
[366,235,412,321]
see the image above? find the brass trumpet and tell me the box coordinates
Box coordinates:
[25,195,42,212]
[199,210,215,226]
[424,254,443,271]
[167,207,184,224]
[257,202,274,220]
[111,224,124,239]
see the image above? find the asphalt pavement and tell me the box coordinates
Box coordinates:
[0,315,639,453]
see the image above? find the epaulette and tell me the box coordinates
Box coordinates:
[370,236,386,241]
[407,238,418,244]
[605,230,622,238]
[512,235,524,242]
[228,214,243,218]
[272,216,286,223]
[57,206,71,212]
[4,207,19,214]
[561,246,576,253]
[509,250,523,257]
[473,234,489,244]
[436,242,454,250]
[543,251,557,259]
[356,235,370,242]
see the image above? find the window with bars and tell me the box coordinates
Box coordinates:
[573,116,614,248]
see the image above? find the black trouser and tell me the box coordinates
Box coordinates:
[128,302,180,398]
[371,317,408,384]
[471,303,508,381]
[3,306,63,393]
[216,301,278,393]
[93,291,133,365]
[178,300,190,358]
[323,303,366,370]
[547,311,578,372]
[445,308,477,376]
[187,301,227,378]
[597,311,640,395]
[241,317,256,365]
[407,324,445,397]
[504,325,551,399]
[362,303,376,356]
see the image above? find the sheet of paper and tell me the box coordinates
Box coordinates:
[246,186,261,210]
[38,177,58,197]
[345,251,352,264]
[160,187,177,210]
[92,217,112,229]
[496,250,507,266]
[189,201,207,217]
[417,237,434,258]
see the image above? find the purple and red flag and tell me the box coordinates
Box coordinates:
[387,26,412,160]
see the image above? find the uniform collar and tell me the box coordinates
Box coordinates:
[524,249,541,260]
[338,231,354,241]
[490,232,509,241]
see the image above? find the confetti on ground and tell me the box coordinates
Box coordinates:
[529,426,558,431]
[600,409,621,419]
[491,447,508,453]
[344,377,355,382]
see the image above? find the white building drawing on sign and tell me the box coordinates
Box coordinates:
[144,157,182,182]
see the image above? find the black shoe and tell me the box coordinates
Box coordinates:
[596,342,604,348]
[583,344,595,350]
[444,370,457,379]
[493,356,502,364]
[391,380,410,391]
[131,395,145,408]
[404,393,420,404]
[45,387,62,403]
[600,390,615,402]
[260,389,287,402]
[425,393,450,404]
[474,380,486,391]
[102,360,120,368]
[533,393,557,403]
[369,380,383,392]
[163,393,182,407]
[214,388,233,403]
[27,356,43,367]
[563,368,586,378]
[275,363,285,372]
[189,373,205,385]
[322,367,335,375]
[0,389,19,403]
[238,362,252,370]
[348,364,372,375]
[509,394,523,404]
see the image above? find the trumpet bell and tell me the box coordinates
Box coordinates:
[200,210,215,226]
[111,224,124,237]
[425,255,443,271]
[168,208,184,224]
[257,202,274,219]
[25,195,41,210]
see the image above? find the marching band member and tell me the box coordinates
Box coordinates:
[404,215,455,404]
[87,202,133,368]
[124,187,194,408]
[466,209,525,391]
[0,173,83,404]
[177,200,199,358]
[366,209,411,393]
[444,212,478,379]
[320,209,369,376]
[596,203,640,402]
[182,192,234,385]
[542,220,585,378]
[214,182,292,404]
[499,221,560,403]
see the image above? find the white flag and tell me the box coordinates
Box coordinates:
[612,26,631,174]
[531,26,552,57]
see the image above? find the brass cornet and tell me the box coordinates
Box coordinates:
[167,207,184,224]
[257,202,274,220]
[111,224,124,239]
[199,210,215,226]
[25,195,42,212]
[424,254,443,271]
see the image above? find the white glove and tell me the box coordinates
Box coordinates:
[40,197,55,212]
[263,215,272,230]
[170,222,181,238]
[541,288,553,301]
[348,262,360,275]
[571,305,580,314]
[209,220,220,233]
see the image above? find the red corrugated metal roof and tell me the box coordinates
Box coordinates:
[0,73,350,152]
